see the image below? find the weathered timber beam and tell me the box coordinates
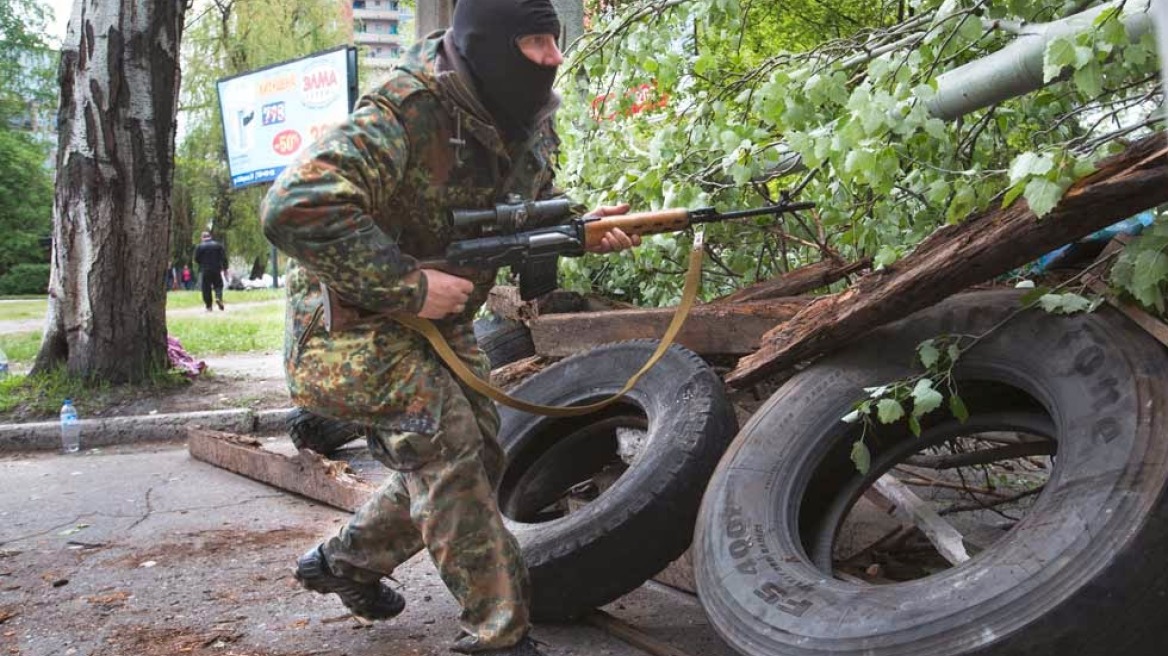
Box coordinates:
[871,474,971,566]
[188,428,374,512]
[530,298,811,357]
[726,133,1168,387]
[715,257,871,304]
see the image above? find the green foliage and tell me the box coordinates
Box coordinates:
[1111,215,1168,313]
[176,0,348,268]
[0,263,49,296]
[556,0,1162,305]
[842,335,969,474]
[0,123,53,278]
[0,0,55,125]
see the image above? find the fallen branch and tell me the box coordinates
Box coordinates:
[727,133,1168,387]
[940,485,1046,515]
[904,442,1055,469]
[714,257,870,303]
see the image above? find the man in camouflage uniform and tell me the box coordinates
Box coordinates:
[261,1,637,654]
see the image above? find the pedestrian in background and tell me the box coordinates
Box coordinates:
[193,231,228,311]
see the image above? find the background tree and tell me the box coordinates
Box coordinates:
[556,0,1163,308]
[34,0,188,382]
[174,0,348,278]
[0,0,56,295]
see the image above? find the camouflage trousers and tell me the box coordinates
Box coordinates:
[319,365,531,651]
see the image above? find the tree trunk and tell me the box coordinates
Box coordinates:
[551,0,586,48]
[34,0,187,383]
[414,0,454,38]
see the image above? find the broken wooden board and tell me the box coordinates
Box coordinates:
[728,134,1168,387]
[531,298,811,357]
[487,286,634,323]
[187,428,380,513]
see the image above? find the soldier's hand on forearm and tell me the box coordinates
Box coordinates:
[584,203,641,254]
[413,269,474,319]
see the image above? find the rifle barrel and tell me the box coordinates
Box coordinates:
[696,201,817,223]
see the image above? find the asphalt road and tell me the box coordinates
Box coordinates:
[0,444,735,656]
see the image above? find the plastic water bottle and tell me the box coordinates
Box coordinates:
[60,400,81,454]
[0,347,8,380]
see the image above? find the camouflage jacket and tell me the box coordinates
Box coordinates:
[261,31,564,431]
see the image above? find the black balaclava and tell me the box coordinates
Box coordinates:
[451,0,561,141]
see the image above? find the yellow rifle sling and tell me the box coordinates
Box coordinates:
[390,233,706,417]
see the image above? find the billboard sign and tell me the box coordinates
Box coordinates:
[216,47,358,189]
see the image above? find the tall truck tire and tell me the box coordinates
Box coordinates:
[496,340,739,621]
[695,290,1168,656]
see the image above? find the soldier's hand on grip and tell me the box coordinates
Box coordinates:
[416,269,475,319]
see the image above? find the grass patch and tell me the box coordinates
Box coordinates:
[0,299,48,322]
[168,302,285,355]
[165,288,285,310]
[0,367,190,418]
[0,330,41,364]
[0,299,285,367]
[0,289,286,319]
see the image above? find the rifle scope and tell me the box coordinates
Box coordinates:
[451,198,574,234]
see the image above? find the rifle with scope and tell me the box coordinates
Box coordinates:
[423,197,817,300]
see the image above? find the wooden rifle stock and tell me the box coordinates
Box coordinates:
[581,209,691,249]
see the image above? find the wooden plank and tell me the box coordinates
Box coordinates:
[187,428,376,513]
[726,134,1168,387]
[530,298,811,357]
[586,610,699,656]
[1085,275,1168,349]
[715,257,870,304]
[870,474,970,566]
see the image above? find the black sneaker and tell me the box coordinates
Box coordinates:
[451,636,546,655]
[294,546,405,621]
[216,299,225,310]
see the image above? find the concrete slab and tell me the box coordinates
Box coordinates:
[0,445,736,656]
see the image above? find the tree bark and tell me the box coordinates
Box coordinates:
[34,0,187,382]
[726,133,1168,387]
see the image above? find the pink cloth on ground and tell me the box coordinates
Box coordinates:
[167,336,206,378]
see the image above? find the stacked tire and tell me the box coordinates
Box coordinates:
[694,291,1168,656]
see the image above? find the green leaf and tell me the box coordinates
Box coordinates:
[1020,285,1053,306]
[1009,152,1054,184]
[1001,183,1026,209]
[911,379,944,417]
[1072,61,1103,97]
[918,340,940,369]
[1024,178,1066,218]
[850,440,872,475]
[949,394,970,423]
[1044,38,1077,82]
[908,415,922,437]
[877,398,906,424]
[874,245,900,269]
[947,344,962,364]
[1038,293,1095,315]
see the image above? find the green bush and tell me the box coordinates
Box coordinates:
[0,263,50,296]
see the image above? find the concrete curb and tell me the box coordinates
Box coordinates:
[0,407,294,453]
